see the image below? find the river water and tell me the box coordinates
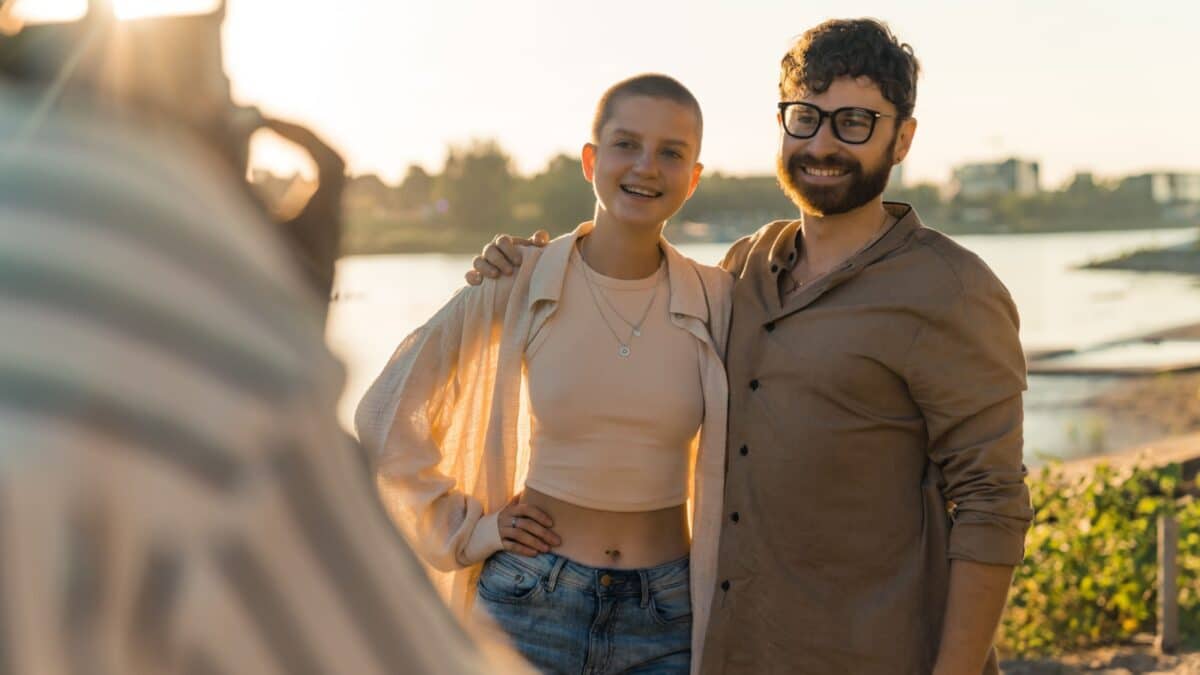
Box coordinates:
[328,227,1200,463]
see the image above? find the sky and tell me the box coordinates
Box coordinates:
[11,0,1200,187]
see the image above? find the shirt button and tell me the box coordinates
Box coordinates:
[739,445,749,456]
[749,379,759,391]
[721,580,731,591]
[600,574,613,587]
[730,512,740,523]
[764,321,775,332]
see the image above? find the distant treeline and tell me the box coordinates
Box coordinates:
[250,139,1194,254]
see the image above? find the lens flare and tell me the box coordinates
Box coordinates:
[111,0,219,20]
[5,0,220,22]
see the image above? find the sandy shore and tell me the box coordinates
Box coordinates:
[1003,644,1200,674]
[1060,323,1200,464]
[1088,371,1200,440]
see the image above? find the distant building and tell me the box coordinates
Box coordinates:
[1066,171,1097,192]
[1119,172,1200,204]
[951,158,1040,199]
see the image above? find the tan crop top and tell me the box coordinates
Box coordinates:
[523,246,704,512]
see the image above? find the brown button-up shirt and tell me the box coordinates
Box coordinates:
[700,203,1033,675]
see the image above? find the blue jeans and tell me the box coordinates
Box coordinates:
[473,551,692,675]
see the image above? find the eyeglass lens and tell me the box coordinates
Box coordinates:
[784,104,876,143]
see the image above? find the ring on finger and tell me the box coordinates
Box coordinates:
[510,516,519,530]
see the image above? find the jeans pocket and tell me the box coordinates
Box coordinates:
[649,581,693,626]
[476,553,544,605]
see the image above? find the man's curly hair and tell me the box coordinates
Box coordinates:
[780,18,920,120]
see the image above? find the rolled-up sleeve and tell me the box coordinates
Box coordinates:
[904,269,1033,567]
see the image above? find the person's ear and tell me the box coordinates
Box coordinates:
[893,117,918,164]
[685,162,704,200]
[581,143,597,182]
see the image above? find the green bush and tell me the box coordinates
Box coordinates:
[1000,461,1200,656]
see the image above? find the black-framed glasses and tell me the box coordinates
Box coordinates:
[777,102,895,144]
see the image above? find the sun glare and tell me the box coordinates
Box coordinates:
[5,0,84,22]
[6,0,219,22]
[111,0,219,20]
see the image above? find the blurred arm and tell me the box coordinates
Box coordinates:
[264,118,347,308]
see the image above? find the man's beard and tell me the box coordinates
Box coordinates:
[776,134,897,217]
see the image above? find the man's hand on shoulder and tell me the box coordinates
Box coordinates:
[464,230,550,286]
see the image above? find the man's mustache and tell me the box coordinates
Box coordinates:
[787,154,860,174]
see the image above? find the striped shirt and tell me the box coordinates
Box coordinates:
[0,92,523,675]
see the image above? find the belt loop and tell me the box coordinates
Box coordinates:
[639,569,650,608]
[545,555,567,593]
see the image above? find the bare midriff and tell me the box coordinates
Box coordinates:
[522,487,690,569]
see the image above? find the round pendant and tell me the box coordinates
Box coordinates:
[618,345,631,358]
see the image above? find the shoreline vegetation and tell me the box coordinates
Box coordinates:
[996,455,1200,664]
[341,218,1200,257]
[249,139,1199,257]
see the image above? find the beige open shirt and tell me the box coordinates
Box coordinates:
[700,203,1033,675]
[355,221,733,674]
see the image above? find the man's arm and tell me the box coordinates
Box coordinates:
[464,231,753,285]
[905,263,1033,674]
[933,560,1015,675]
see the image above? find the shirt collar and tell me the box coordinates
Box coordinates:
[528,220,709,323]
[766,201,924,275]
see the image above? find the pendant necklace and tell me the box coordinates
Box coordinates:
[577,246,660,358]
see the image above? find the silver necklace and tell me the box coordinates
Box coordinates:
[590,263,661,337]
[576,247,660,358]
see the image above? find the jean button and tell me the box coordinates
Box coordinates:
[600,574,613,587]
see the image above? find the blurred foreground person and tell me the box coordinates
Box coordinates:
[0,3,528,673]
[0,88,528,675]
[0,0,344,311]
